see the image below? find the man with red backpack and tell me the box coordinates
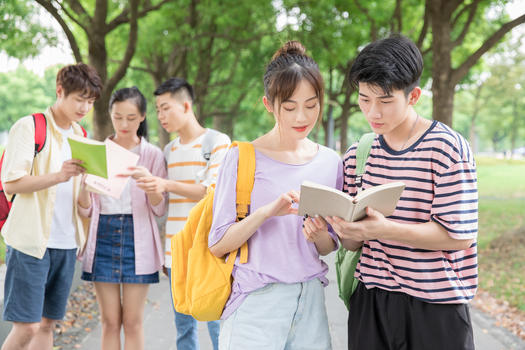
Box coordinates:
[1,63,102,350]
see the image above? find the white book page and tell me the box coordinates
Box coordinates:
[351,182,405,221]
[84,139,140,199]
[298,181,354,220]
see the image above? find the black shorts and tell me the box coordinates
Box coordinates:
[348,283,475,350]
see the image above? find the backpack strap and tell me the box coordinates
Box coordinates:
[32,113,47,156]
[355,132,375,192]
[79,125,87,137]
[201,129,220,161]
[2,113,47,205]
[31,114,87,154]
[231,141,255,264]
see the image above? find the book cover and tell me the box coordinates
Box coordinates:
[297,180,405,222]
[68,135,140,199]
[68,134,108,178]
[83,139,140,199]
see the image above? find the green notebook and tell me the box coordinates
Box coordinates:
[68,135,108,178]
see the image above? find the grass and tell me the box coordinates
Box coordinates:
[477,199,525,249]
[475,156,525,311]
[476,156,525,197]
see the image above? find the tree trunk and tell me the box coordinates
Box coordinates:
[510,100,519,157]
[429,0,455,127]
[426,0,525,126]
[35,0,167,141]
[88,25,114,140]
[212,116,234,138]
[325,104,334,149]
[468,85,483,154]
[339,112,349,153]
[338,90,353,153]
[432,80,455,127]
[469,117,477,154]
[85,1,111,140]
[158,124,171,149]
[151,74,171,149]
[92,95,113,140]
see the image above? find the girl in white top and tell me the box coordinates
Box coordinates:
[78,87,167,350]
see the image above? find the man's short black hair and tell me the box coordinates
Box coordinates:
[153,77,195,101]
[349,34,423,96]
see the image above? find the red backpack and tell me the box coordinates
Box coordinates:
[0,113,87,230]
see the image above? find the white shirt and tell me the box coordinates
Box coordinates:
[99,144,140,214]
[163,129,231,267]
[47,126,77,249]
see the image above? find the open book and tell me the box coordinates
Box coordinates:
[68,135,140,198]
[298,181,405,222]
[68,135,108,178]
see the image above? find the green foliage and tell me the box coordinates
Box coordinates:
[454,35,525,152]
[0,65,59,130]
[0,0,57,58]
[125,0,279,139]
[278,0,430,150]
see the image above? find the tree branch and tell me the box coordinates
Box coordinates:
[417,0,430,50]
[451,1,479,48]
[452,14,525,85]
[106,0,172,32]
[207,54,241,89]
[391,0,403,33]
[106,0,139,91]
[353,0,377,40]
[165,45,188,77]
[68,0,88,17]
[34,0,83,62]
[54,0,89,32]
[119,62,155,75]
[201,88,250,120]
[191,30,272,45]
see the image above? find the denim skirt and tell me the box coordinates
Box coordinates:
[81,214,159,284]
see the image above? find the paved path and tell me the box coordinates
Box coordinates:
[78,253,524,350]
[1,255,524,349]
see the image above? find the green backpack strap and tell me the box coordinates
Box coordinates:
[336,132,375,311]
[354,132,375,191]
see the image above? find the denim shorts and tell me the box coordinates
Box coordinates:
[81,214,159,284]
[3,246,77,323]
[219,279,332,350]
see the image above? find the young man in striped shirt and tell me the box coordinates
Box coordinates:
[151,78,230,350]
[326,35,478,350]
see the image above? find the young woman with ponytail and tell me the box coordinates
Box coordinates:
[208,41,342,350]
[78,87,167,350]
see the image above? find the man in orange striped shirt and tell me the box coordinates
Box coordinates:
[148,77,230,350]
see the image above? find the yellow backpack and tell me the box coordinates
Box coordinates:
[170,141,254,321]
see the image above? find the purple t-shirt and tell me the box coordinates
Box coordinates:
[208,144,343,319]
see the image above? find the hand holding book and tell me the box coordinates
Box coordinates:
[297,180,405,222]
[118,166,152,179]
[68,135,140,198]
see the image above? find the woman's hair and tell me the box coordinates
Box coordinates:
[109,86,148,138]
[263,41,324,119]
[56,63,103,99]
